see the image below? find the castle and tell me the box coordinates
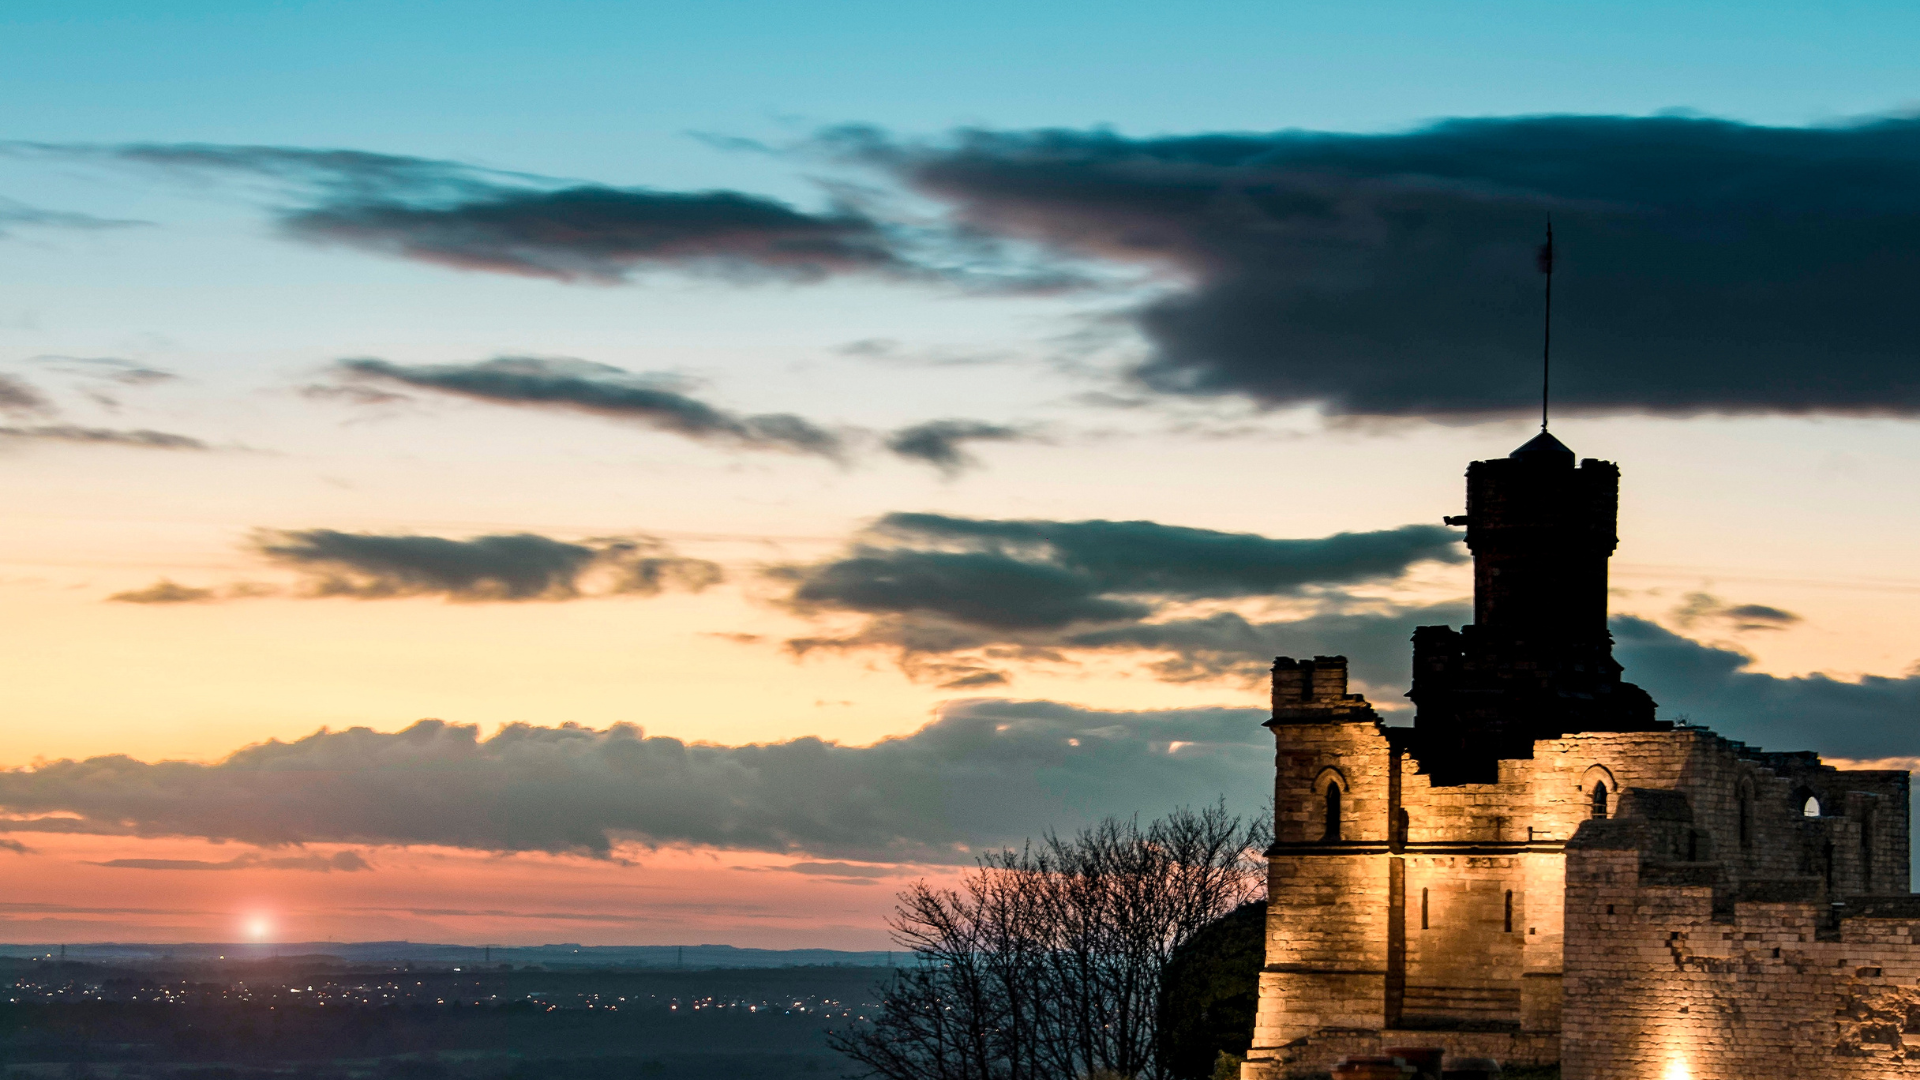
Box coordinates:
[1243,432,1920,1080]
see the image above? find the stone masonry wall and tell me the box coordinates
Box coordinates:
[1564,843,1920,1080]
[1250,684,1912,1080]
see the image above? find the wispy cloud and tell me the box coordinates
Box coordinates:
[252,528,721,602]
[0,375,50,415]
[109,580,219,604]
[0,425,208,450]
[883,420,1035,476]
[91,850,371,872]
[0,196,147,237]
[22,142,911,284]
[1670,591,1803,632]
[28,355,178,386]
[336,356,847,458]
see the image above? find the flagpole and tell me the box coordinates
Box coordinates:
[1539,219,1554,432]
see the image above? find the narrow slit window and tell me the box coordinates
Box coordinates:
[1504,890,1514,933]
[1421,888,1429,930]
[1863,811,1875,886]
[1590,781,1609,820]
[1323,783,1342,842]
[1738,788,1753,850]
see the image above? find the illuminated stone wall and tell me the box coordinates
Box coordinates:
[1245,677,1912,1080]
[1564,843,1920,1079]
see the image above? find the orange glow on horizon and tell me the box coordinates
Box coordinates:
[0,831,959,949]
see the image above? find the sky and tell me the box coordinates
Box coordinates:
[4,0,1920,948]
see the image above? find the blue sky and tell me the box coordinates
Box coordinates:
[4,0,1920,945]
[9,2,1919,157]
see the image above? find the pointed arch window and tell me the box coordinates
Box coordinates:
[1323,783,1343,842]
[1590,780,1609,820]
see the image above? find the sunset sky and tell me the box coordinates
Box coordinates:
[6,0,1920,949]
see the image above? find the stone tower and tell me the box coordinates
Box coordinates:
[1243,434,1917,1079]
[1410,431,1658,782]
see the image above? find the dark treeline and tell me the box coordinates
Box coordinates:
[830,804,1268,1080]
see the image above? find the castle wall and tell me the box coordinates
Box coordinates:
[1248,710,1913,1079]
[1563,845,1920,1080]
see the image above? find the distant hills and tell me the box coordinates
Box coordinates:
[0,941,895,968]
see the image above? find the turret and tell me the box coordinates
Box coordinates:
[1269,656,1376,725]
[1453,431,1619,645]
[1412,432,1660,781]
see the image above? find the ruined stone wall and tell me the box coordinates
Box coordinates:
[1250,687,1913,1080]
[1529,728,1909,897]
[1564,844,1920,1079]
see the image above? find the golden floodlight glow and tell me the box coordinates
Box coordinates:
[1664,1056,1692,1080]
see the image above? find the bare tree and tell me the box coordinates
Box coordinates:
[831,802,1267,1080]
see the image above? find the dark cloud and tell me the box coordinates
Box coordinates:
[1615,616,1920,759]
[1062,604,1470,685]
[835,115,1920,417]
[885,420,1032,475]
[0,703,1273,861]
[254,529,721,602]
[783,513,1462,625]
[35,142,908,284]
[91,851,370,873]
[775,512,1464,687]
[0,425,207,450]
[338,357,845,457]
[109,580,217,604]
[287,185,906,284]
[1671,591,1803,632]
[0,375,49,415]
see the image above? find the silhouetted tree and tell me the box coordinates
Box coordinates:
[830,803,1266,1080]
[1154,901,1266,1080]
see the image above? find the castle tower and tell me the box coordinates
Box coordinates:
[1411,432,1658,781]
[1459,431,1615,643]
[1253,657,1395,1052]
[1245,434,1917,1080]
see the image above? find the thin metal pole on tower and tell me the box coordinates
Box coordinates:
[1538,219,1554,431]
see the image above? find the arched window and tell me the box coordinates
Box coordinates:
[1804,796,1822,818]
[1323,783,1343,842]
[1590,781,1609,820]
[1504,890,1514,933]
